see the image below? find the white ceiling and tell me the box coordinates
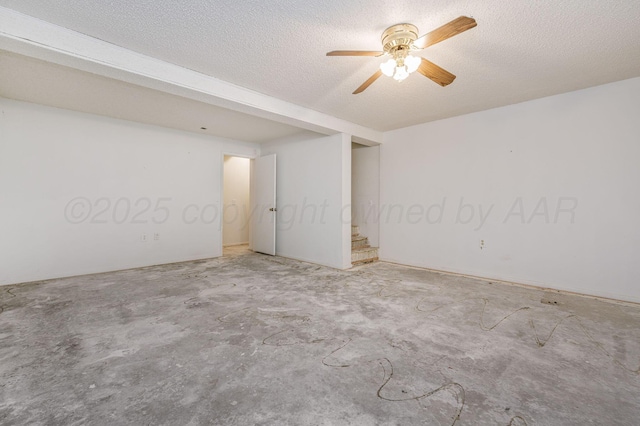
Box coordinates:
[1,0,640,134]
[0,50,309,143]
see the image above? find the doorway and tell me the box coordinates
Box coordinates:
[222,155,251,248]
[351,143,380,264]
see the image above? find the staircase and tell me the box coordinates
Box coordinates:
[351,225,378,265]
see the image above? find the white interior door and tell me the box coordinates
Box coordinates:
[251,154,276,255]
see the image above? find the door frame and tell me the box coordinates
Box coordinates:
[219,151,257,256]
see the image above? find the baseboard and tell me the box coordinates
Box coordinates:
[379,259,640,307]
[223,242,249,247]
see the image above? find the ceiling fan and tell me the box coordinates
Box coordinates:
[327,16,477,94]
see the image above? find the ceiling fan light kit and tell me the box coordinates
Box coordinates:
[380,54,421,81]
[326,16,477,94]
[379,23,421,81]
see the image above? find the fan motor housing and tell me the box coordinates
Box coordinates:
[381,23,419,54]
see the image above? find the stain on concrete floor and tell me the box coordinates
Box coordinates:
[0,245,639,425]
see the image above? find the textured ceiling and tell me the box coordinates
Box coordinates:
[1,0,640,132]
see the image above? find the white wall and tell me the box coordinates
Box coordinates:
[381,77,640,303]
[0,98,258,285]
[261,133,352,269]
[352,145,380,247]
[223,156,250,246]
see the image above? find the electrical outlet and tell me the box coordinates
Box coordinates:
[141,233,147,242]
[154,233,160,241]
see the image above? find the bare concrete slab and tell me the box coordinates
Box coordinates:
[1,246,639,425]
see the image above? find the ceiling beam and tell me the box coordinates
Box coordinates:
[0,7,382,145]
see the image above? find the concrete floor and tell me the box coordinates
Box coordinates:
[1,246,639,425]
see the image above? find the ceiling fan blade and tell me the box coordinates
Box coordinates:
[353,70,383,94]
[413,16,477,50]
[417,58,456,86]
[327,50,384,57]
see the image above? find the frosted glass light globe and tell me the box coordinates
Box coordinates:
[380,59,396,77]
[405,55,421,73]
[393,66,409,81]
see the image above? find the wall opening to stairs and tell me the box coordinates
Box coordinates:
[351,143,380,265]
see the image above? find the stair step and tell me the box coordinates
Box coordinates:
[351,225,360,236]
[351,236,369,249]
[351,246,379,265]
